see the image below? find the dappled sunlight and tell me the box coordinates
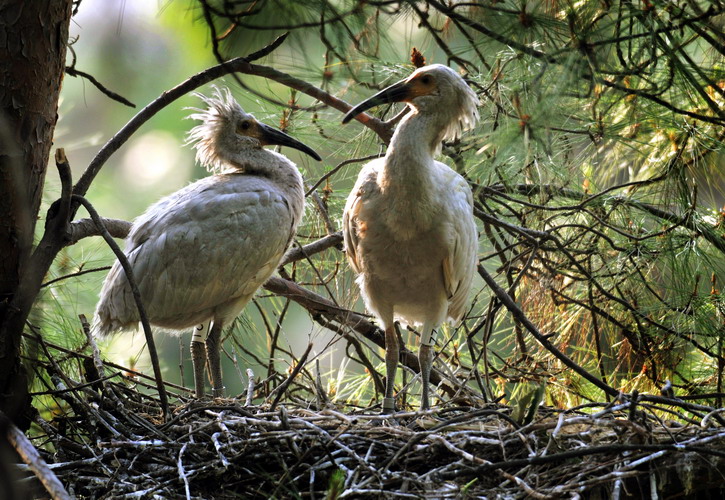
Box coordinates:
[120,130,190,188]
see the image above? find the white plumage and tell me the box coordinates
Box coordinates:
[95,87,320,397]
[342,64,479,413]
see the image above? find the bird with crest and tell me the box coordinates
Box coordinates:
[342,64,479,413]
[95,87,320,398]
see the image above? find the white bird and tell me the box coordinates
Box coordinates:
[342,64,479,413]
[94,88,320,398]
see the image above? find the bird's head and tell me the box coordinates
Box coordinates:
[343,64,479,143]
[187,87,320,173]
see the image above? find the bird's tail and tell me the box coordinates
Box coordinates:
[92,260,136,338]
[90,311,110,339]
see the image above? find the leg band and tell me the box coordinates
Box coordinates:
[192,321,212,343]
[421,328,436,347]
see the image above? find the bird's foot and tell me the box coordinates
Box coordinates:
[371,404,399,426]
[211,386,226,399]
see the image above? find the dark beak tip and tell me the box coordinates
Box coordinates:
[295,145,321,162]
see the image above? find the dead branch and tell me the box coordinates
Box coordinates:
[70,195,169,418]
[2,411,72,500]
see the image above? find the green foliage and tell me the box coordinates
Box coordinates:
[325,469,345,500]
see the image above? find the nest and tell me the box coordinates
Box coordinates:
[8,332,725,499]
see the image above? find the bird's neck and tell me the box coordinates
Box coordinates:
[381,110,445,187]
[227,150,304,202]
[375,111,450,231]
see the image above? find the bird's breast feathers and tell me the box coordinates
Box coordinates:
[353,164,472,238]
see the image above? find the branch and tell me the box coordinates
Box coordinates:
[280,232,343,267]
[67,217,131,246]
[476,264,619,399]
[487,183,725,255]
[70,196,169,419]
[41,266,111,289]
[226,60,392,142]
[65,66,135,108]
[72,41,392,216]
[263,276,447,390]
[599,77,724,126]
[269,343,313,410]
[3,150,74,356]
[2,411,73,500]
[305,154,382,197]
[426,0,557,63]
[428,0,724,126]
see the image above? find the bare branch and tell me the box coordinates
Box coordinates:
[281,232,343,267]
[70,195,169,419]
[67,217,131,246]
[65,66,135,108]
[2,411,73,500]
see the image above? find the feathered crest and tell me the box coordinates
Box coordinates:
[437,66,480,148]
[185,86,245,174]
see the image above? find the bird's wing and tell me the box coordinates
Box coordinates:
[343,162,381,274]
[342,195,363,274]
[97,175,300,331]
[440,168,478,322]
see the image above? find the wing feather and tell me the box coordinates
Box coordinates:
[343,194,363,273]
[342,162,381,275]
[96,174,300,332]
[441,170,478,322]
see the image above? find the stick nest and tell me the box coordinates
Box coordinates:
[20,357,725,499]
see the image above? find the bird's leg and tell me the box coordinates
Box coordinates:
[419,323,435,410]
[383,324,399,414]
[419,344,434,410]
[191,322,211,398]
[205,321,225,398]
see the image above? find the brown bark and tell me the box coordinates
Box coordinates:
[0,1,73,426]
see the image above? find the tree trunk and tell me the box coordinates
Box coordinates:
[0,1,73,426]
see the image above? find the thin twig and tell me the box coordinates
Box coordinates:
[269,343,313,410]
[71,195,169,419]
[65,66,135,107]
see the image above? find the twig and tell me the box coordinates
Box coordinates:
[79,314,105,385]
[65,66,135,107]
[2,411,73,500]
[177,442,191,500]
[245,368,255,406]
[269,343,313,410]
[305,154,382,196]
[41,265,111,289]
[70,195,169,419]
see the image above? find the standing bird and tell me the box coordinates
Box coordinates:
[94,88,320,398]
[342,64,479,413]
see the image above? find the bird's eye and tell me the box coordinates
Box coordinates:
[420,75,432,85]
[240,121,251,130]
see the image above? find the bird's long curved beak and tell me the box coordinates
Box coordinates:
[342,80,411,124]
[258,123,322,161]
